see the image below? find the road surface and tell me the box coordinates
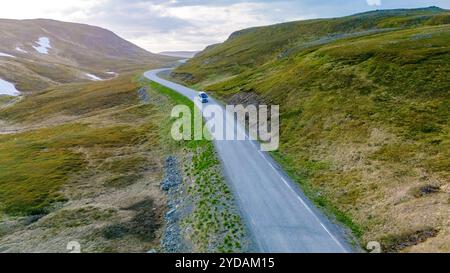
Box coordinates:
[144,68,353,253]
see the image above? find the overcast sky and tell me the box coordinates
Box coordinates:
[0,0,449,52]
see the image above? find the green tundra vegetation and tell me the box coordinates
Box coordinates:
[173,7,450,252]
[0,71,245,252]
[0,73,166,252]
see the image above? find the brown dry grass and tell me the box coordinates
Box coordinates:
[0,75,169,252]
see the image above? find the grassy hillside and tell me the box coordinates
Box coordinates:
[0,74,165,252]
[0,69,248,252]
[173,7,450,252]
[0,19,175,64]
[174,6,449,83]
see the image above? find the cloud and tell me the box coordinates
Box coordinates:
[366,0,382,6]
[0,0,315,52]
[0,0,449,52]
[81,0,314,52]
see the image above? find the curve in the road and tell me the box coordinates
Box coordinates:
[144,68,353,253]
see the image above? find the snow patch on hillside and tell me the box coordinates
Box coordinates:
[33,37,51,54]
[0,78,20,96]
[16,47,28,53]
[86,73,103,81]
[0,52,16,58]
[105,71,119,78]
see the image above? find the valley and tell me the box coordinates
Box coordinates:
[0,20,247,253]
[172,7,450,252]
[0,5,449,254]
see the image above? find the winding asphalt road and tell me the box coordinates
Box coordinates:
[144,68,352,253]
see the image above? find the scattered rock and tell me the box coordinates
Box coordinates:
[165,209,176,220]
[411,185,441,198]
[381,228,439,253]
[419,185,440,195]
[170,72,196,84]
[23,214,45,225]
[160,156,187,253]
[227,91,262,106]
[138,87,149,104]
[161,156,182,192]
[410,33,433,40]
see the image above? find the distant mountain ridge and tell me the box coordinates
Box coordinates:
[0,19,161,61]
[159,51,199,58]
[175,6,449,82]
[0,19,176,93]
[353,5,446,16]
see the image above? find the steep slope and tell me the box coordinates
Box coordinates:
[172,7,450,252]
[0,19,177,93]
[174,6,449,83]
